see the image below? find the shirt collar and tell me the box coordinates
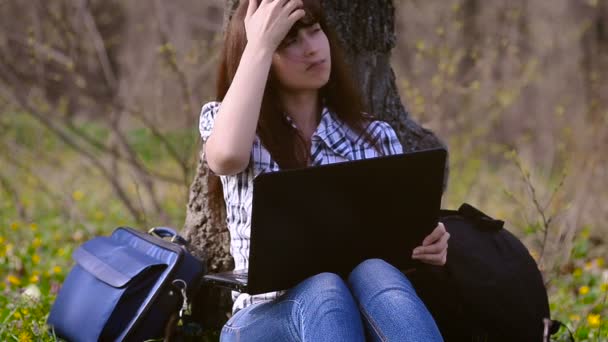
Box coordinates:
[282,106,345,140]
[283,106,363,163]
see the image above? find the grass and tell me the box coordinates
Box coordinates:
[1,113,606,341]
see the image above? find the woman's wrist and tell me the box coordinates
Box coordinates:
[244,41,275,62]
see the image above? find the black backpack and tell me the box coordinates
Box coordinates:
[409,203,565,341]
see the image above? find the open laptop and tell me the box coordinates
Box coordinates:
[203,148,447,295]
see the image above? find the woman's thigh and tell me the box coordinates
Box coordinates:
[220,300,301,342]
[220,272,365,342]
[347,259,443,342]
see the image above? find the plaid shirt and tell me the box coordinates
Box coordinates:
[199,101,403,314]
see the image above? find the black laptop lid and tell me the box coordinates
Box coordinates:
[246,148,447,295]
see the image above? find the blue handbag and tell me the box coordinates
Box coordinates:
[47,227,205,341]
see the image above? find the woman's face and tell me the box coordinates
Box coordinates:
[271,22,331,92]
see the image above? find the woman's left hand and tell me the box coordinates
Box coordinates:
[412,222,450,266]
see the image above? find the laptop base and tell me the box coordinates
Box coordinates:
[203,270,249,292]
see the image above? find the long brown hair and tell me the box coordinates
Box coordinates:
[208,0,383,204]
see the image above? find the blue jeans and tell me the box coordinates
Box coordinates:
[220,259,443,341]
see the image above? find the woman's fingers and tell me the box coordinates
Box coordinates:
[422,222,446,246]
[246,0,258,19]
[285,3,305,25]
[244,0,304,50]
[413,249,448,266]
[414,229,449,254]
[287,8,306,23]
[281,0,303,15]
[413,232,449,255]
[411,223,449,266]
[270,0,289,11]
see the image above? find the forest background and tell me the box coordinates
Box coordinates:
[0,0,606,340]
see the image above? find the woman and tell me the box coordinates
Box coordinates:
[199,0,449,340]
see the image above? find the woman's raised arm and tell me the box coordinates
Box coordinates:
[204,0,304,175]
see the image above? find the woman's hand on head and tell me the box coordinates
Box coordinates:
[412,222,449,266]
[244,0,306,52]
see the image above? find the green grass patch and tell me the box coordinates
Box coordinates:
[1,112,606,341]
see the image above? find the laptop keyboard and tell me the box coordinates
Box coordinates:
[232,269,248,281]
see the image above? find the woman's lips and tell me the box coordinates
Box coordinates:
[307,59,326,70]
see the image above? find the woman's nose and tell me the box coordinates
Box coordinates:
[301,35,317,56]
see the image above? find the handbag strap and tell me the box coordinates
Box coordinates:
[148,227,188,246]
[547,319,575,341]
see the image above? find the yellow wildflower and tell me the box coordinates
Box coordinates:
[29,223,38,231]
[94,211,105,221]
[29,275,39,283]
[17,331,32,342]
[20,308,29,316]
[53,265,62,274]
[587,314,601,328]
[597,257,605,267]
[7,274,21,286]
[579,286,590,295]
[569,314,581,322]
[10,222,19,230]
[601,283,608,292]
[573,268,583,278]
[32,254,40,264]
[72,190,84,201]
[0,236,4,244]
[585,261,593,270]
[32,237,42,248]
[13,311,21,319]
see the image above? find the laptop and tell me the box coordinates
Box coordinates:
[203,148,447,295]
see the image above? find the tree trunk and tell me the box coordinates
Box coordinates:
[181,0,446,329]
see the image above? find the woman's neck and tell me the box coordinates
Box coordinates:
[278,90,321,138]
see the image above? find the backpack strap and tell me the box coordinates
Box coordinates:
[549,320,575,341]
[439,203,504,231]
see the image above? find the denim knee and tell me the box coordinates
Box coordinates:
[352,258,388,274]
[283,272,365,341]
[296,272,349,297]
[348,258,415,289]
[287,271,357,313]
[346,259,443,341]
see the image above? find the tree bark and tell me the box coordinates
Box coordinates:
[182,0,446,329]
